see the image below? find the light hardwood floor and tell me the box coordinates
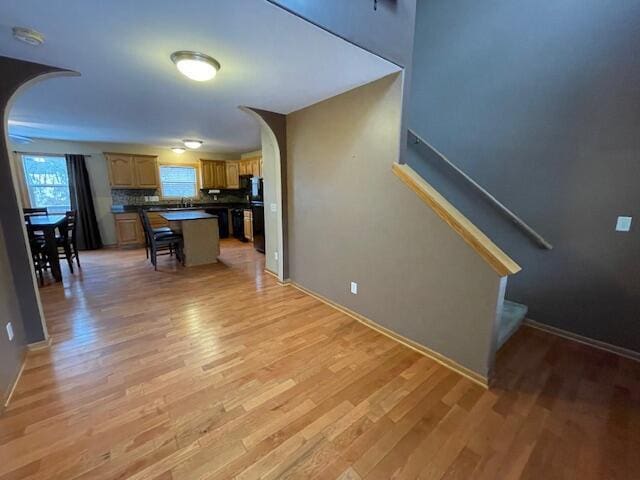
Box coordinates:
[0,239,638,479]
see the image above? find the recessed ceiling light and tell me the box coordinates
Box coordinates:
[183,139,203,149]
[171,147,186,154]
[171,51,221,82]
[13,27,45,46]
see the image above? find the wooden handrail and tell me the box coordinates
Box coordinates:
[392,163,521,276]
[407,129,552,250]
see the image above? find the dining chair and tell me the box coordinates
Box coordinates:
[25,216,49,286]
[23,207,48,216]
[56,210,80,273]
[138,210,173,259]
[140,211,183,270]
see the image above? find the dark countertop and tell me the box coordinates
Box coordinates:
[160,211,217,221]
[111,203,249,214]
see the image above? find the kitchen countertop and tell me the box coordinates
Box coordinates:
[111,203,249,213]
[160,211,218,221]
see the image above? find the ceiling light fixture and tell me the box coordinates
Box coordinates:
[171,51,221,82]
[183,139,203,149]
[171,147,186,154]
[12,27,45,46]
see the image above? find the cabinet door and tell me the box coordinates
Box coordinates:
[252,158,261,177]
[239,161,248,176]
[115,216,143,246]
[243,215,253,241]
[225,162,240,189]
[107,155,134,187]
[134,156,159,188]
[259,157,263,178]
[214,162,227,188]
[201,161,213,189]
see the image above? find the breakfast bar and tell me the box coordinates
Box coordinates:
[160,211,220,267]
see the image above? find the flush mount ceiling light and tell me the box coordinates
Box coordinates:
[13,27,45,46]
[183,139,203,149]
[171,51,221,82]
[171,147,186,154]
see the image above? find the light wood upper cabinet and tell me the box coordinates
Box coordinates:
[106,154,135,187]
[237,156,263,178]
[201,161,214,189]
[214,162,226,188]
[106,153,158,189]
[225,162,240,189]
[134,156,159,188]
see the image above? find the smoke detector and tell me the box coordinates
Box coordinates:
[12,27,45,46]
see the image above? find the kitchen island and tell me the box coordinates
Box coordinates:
[160,211,220,267]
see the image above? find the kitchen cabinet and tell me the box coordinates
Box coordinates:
[134,156,159,188]
[243,209,253,241]
[201,160,228,189]
[106,154,159,189]
[114,213,144,246]
[225,161,240,189]
[106,154,134,187]
[237,156,262,178]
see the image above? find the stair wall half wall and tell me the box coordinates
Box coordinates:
[286,73,509,383]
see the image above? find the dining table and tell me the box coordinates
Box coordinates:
[27,214,66,282]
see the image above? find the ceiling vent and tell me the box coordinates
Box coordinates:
[12,27,45,46]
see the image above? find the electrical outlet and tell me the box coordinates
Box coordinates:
[6,322,14,341]
[615,216,632,232]
[350,282,358,295]
[274,251,278,261]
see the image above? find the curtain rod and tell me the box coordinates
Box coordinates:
[13,151,92,157]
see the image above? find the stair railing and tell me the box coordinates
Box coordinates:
[407,129,553,250]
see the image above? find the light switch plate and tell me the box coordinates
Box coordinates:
[6,322,14,341]
[270,203,277,213]
[274,251,278,261]
[350,282,358,295]
[615,216,632,232]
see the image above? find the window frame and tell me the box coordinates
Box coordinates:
[158,164,199,199]
[20,153,71,214]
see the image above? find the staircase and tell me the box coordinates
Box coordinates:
[497,300,528,349]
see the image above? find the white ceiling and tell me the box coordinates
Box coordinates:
[0,0,399,153]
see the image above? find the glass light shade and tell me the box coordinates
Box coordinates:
[183,139,203,149]
[171,51,220,82]
[171,147,186,154]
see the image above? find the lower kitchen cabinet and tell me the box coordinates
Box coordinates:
[114,213,145,247]
[243,209,253,241]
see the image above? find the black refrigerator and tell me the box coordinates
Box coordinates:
[250,177,265,253]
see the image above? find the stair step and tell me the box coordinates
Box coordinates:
[497,300,528,349]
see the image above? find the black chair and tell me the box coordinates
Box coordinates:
[23,207,48,216]
[139,210,173,259]
[56,210,80,273]
[140,211,183,270]
[25,217,49,286]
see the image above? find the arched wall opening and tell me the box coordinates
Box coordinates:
[239,107,288,282]
[0,56,77,352]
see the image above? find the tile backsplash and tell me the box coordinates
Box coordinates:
[111,188,248,205]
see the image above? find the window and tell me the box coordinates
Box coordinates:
[159,165,198,198]
[21,155,71,214]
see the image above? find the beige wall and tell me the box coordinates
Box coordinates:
[286,73,505,378]
[9,138,241,246]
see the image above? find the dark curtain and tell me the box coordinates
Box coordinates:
[66,154,102,250]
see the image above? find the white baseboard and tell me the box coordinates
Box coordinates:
[524,319,640,362]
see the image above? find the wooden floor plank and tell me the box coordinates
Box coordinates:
[0,239,637,479]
